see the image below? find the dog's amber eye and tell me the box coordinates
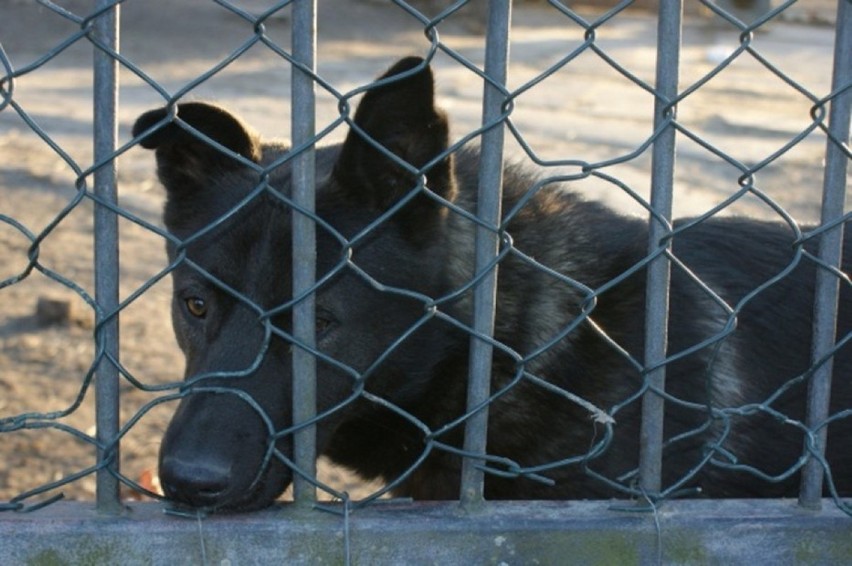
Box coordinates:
[185,297,208,318]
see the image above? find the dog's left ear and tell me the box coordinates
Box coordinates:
[334,57,456,234]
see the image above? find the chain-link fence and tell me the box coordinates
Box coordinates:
[1,0,850,562]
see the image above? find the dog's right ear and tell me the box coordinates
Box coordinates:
[132,102,262,196]
[333,57,456,239]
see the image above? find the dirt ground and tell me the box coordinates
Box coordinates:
[0,0,846,506]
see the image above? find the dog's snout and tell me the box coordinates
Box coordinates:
[159,457,232,508]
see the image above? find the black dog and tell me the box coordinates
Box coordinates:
[133,57,851,511]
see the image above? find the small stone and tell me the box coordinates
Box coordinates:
[34,296,94,328]
[36,297,73,325]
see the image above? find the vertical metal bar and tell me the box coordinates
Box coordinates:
[639,0,682,496]
[460,0,512,506]
[290,0,318,505]
[798,0,851,509]
[92,0,122,513]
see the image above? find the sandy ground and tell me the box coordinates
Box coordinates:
[0,0,847,505]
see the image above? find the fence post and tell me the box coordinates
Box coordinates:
[460,0,512,506]
[798,0,851,509]
[639,0,682,496]
[92,0,122,515]
[290,0,318,505]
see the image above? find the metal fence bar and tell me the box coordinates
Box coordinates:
[92,0,122,514]
[639,0,682,496]
[290,0,318,505]
[460,0,512,506]
[799,0,851,509]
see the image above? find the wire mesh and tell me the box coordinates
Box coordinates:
[0,0,849,530]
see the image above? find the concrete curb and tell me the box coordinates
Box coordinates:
[1,499,850,565]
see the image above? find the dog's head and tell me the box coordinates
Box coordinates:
[133,57,459,511]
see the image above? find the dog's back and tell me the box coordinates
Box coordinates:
[429,149,852,499]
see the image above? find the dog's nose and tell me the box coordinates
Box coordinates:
[159,458,232,508]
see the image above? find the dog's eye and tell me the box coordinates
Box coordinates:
[185,297,208,319]
[316,311,336,337]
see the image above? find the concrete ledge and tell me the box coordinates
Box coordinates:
[1,499,850,565]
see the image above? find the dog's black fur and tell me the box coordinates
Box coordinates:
[133,57,851,511]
